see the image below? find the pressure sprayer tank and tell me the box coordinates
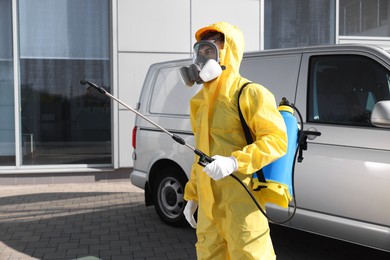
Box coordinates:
[261,104,299,197]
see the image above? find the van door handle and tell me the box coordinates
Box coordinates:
[303,127,321,140]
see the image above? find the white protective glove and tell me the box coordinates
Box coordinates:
[203,155,238,181]
[183,200,198,228]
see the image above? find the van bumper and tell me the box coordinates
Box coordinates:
[130,169,147,189]
[130,169,154,206]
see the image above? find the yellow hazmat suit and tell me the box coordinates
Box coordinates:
[183,22,287,259]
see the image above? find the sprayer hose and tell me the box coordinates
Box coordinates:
[229,146,299,224]
[230,103,304,224]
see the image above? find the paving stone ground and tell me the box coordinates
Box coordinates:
[0,182,388,260]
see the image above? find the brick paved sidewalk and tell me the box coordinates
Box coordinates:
[0,182,388,260]
[0,182,197,260]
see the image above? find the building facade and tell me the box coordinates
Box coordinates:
[1,0,390,183]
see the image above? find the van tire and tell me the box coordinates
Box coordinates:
[152,166,188,227]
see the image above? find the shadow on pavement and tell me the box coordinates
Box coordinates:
[0,191,196,260]
[0,188,388,260]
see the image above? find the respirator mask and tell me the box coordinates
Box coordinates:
[180,41,224,87]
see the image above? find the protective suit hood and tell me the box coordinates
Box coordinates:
[195,21,244,82]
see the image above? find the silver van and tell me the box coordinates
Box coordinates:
[130,44,390,252]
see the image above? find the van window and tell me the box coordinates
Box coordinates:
[149,66,201,116]
[240,54,301,103]
[308,55,390,126]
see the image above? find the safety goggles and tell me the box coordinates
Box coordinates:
[193,41,220,69]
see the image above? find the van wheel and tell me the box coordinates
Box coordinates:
[153,166,188,227]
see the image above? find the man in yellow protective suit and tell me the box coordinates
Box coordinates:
[182,21,288,259]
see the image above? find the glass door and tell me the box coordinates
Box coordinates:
[18,0,112,165]
[0,0,15,166]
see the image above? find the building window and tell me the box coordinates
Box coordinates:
[308,55,390,126]
[339,0,390,36]
[0,0,14,166]
[264,0,336,49]
[18,0,111,165]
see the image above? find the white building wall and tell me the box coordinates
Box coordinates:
[115,0,261,168]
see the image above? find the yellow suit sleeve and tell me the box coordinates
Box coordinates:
[232,84,288,175]
[183,159,199,202]
[183,91,203,202]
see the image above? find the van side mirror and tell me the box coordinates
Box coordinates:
[371,100,390,128]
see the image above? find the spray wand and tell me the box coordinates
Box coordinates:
[80,80,213,167]
[81,80,311,224]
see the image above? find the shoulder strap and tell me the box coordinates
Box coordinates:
[238,82,267,184]
[238,82,254,145]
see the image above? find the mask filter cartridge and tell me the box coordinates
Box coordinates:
[179,64,202,87]
[199,59,222,82]
[180,59,222,87]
